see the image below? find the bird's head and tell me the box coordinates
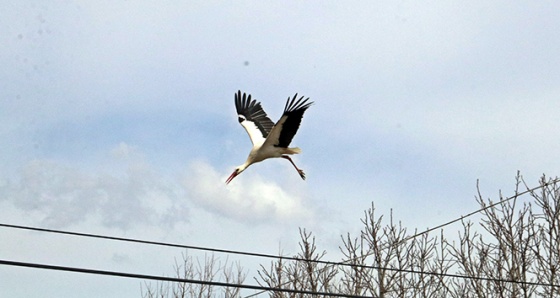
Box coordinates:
[225,165,246,184]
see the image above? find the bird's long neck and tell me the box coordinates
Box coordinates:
[237,160,252,173]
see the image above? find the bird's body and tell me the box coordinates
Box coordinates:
[226,91,313,184]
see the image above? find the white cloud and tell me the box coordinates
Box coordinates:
[0,142,312,230]
[183,160,312,223]
[0,143,188,229]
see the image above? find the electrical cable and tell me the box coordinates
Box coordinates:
[2,177,559,298]
[3,221,554,287]
[0,222,288,261]
[0,259,373,298]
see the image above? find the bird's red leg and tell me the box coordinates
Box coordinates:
[281,156,306,180]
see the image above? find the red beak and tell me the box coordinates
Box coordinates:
[225,170,238,184]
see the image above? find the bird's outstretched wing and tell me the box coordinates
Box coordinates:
[264,94,313,148]
[235,91,275,146]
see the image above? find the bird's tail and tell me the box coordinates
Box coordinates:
[285,147,302,155]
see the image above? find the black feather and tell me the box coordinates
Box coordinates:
[275,94,313,148]
[234,91,275,139]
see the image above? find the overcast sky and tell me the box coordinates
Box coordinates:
[2,1,560,297]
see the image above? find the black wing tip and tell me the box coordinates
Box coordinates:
[235,90,245,103]
[236,91,313,114]
[235,90,258,114]
[284,93,313,113]
[235,90,251,102]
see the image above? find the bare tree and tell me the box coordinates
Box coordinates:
[338,206,452,298]
[142,252,246,298]
[256,228,338,297]
[450,174,560,297]
[530,176,560,297]
[257,174,560,298]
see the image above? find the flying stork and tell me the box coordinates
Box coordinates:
[226,90,313,184]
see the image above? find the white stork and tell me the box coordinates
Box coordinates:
[226,90,313,184]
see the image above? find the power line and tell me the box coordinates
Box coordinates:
[2,220,554,288]
[2,177,560,298]
[3,220,558,289]
[0,222,368,272]
[0,222,288,261]
[5,222,559,298]
[0,259,373,298]
[3,254,558,298]
[0,222,468,278]
[0,222,433,275]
